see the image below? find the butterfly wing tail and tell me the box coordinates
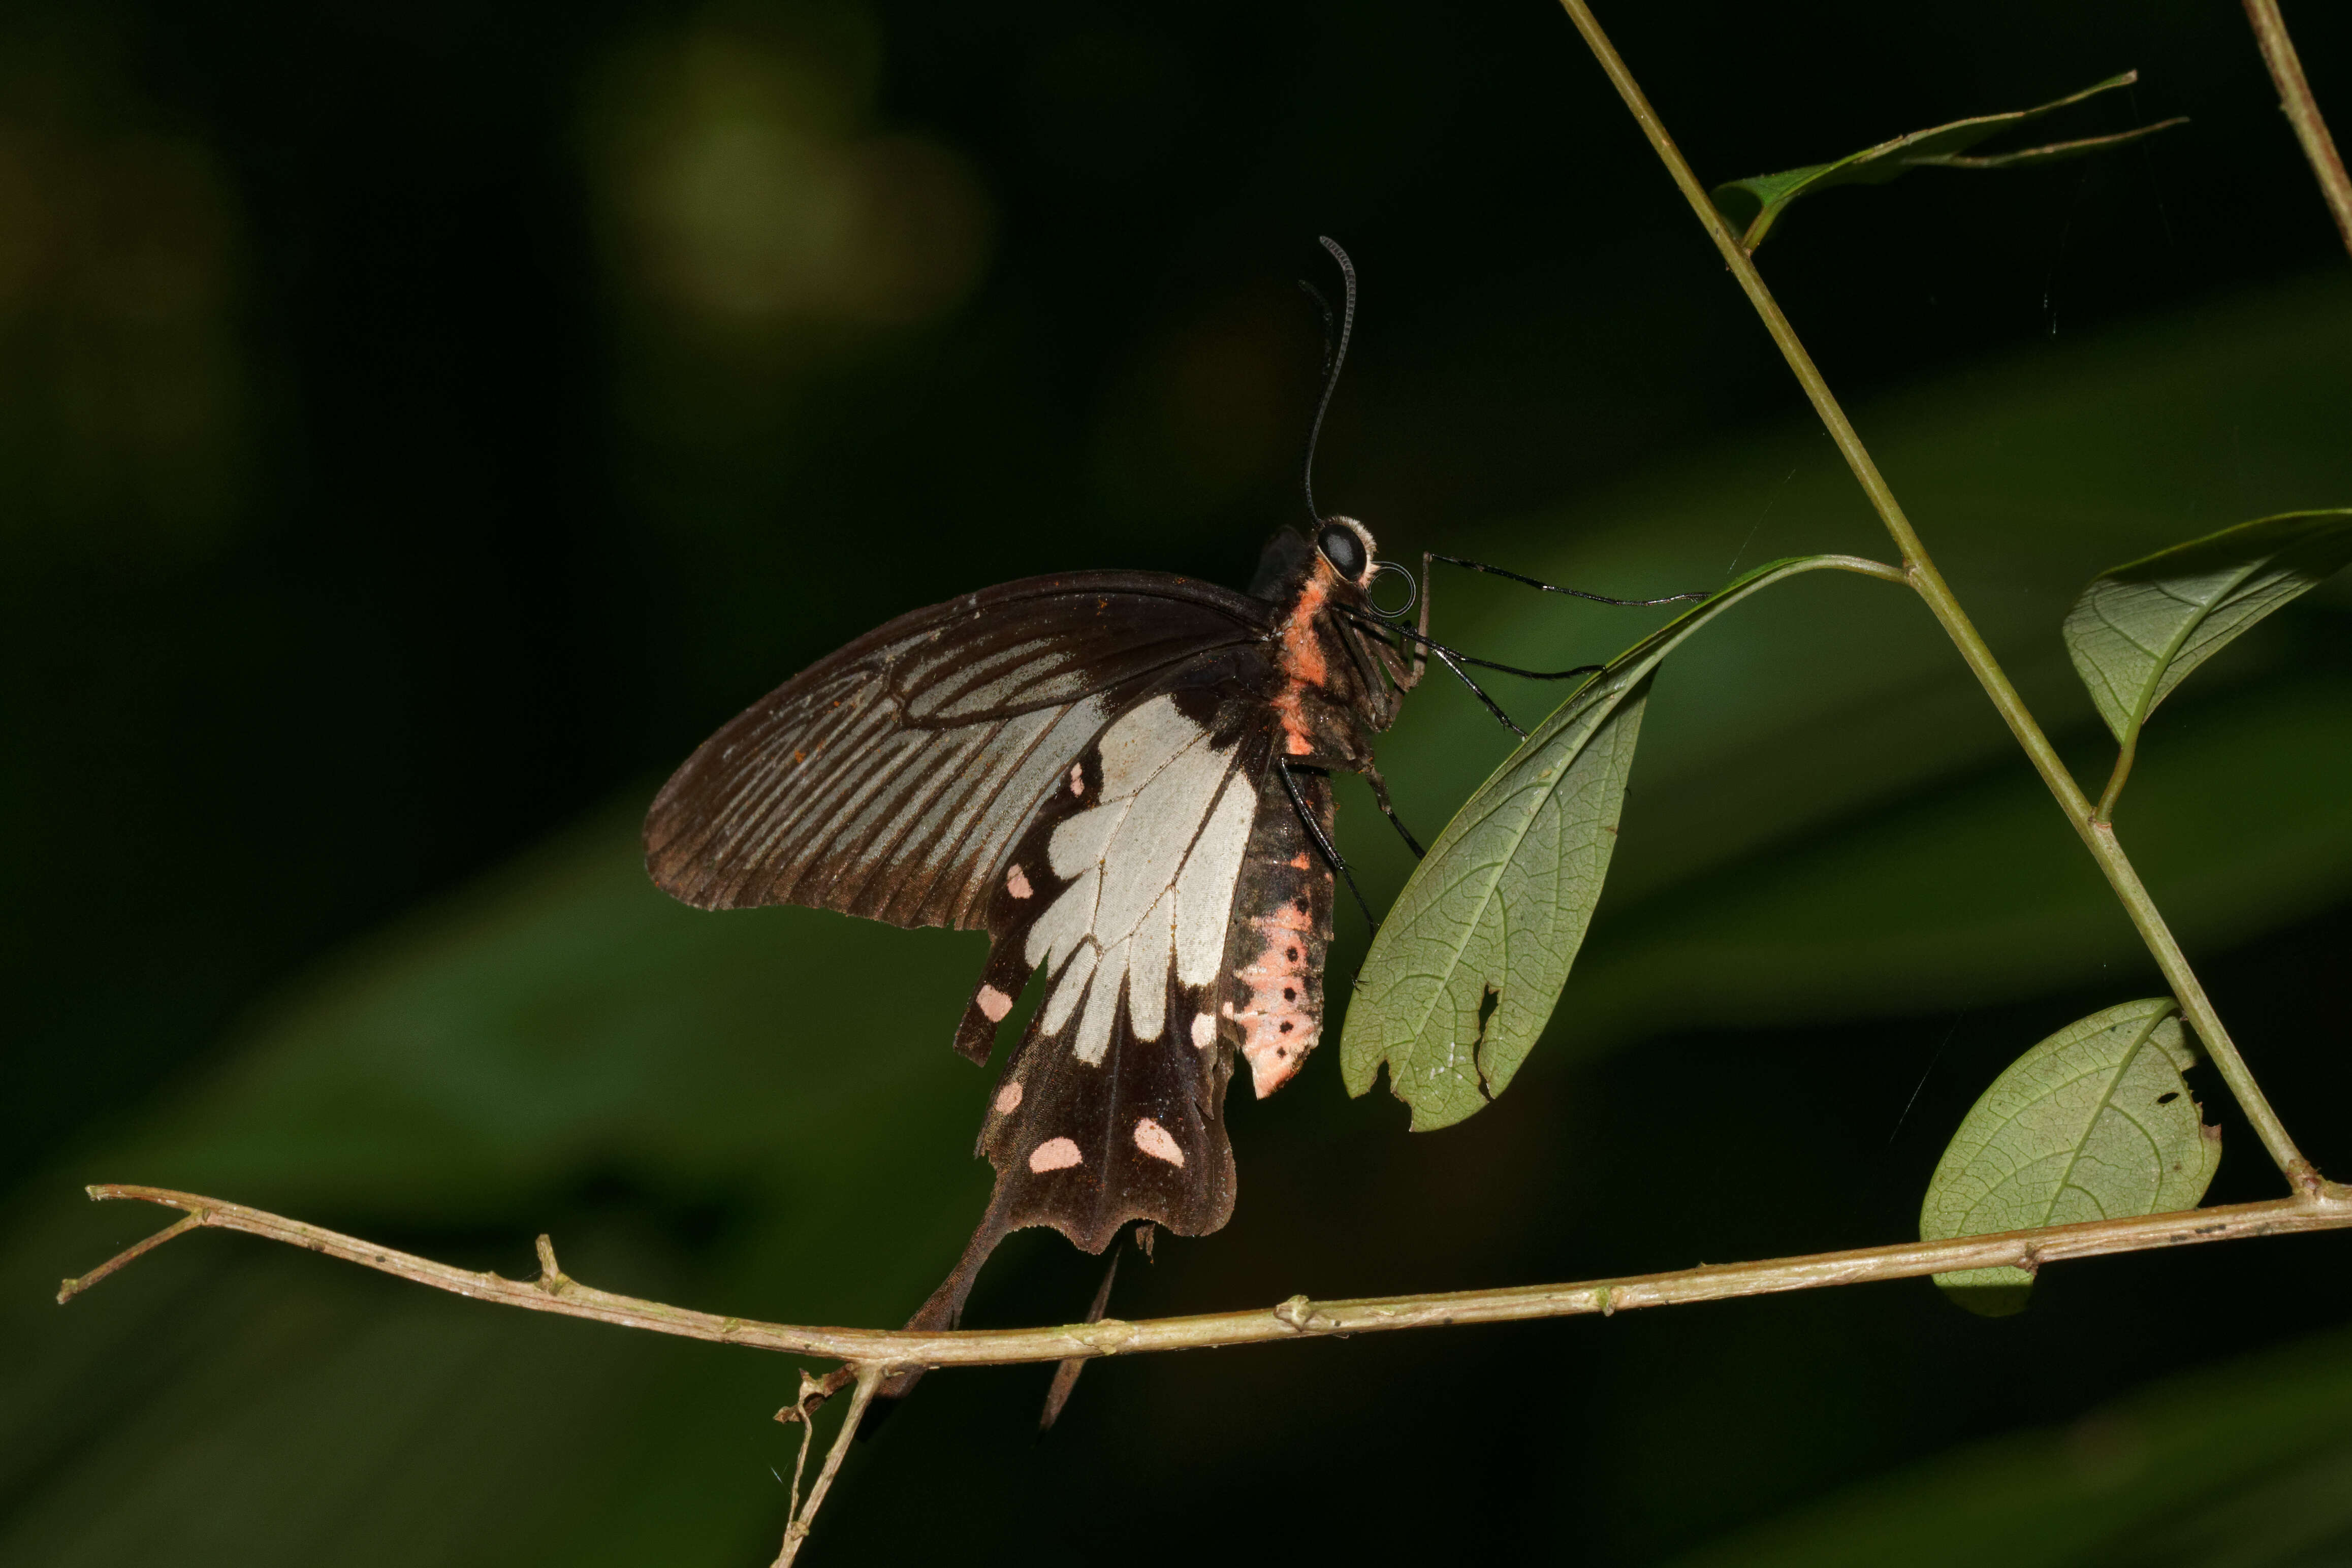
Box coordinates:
[865,1185,1023,1420]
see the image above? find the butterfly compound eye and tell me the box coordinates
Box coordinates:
[1317,522,1368,581]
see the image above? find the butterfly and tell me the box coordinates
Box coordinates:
[645,504,1422,1295]
[640,242,1448,1348]
[641,241,1710,1379]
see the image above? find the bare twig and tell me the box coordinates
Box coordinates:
[55,1207,206,1301]
[778,1370,827,1537]
[1551,0,2336,1199]
[777,1367,857,1421]
[2243,0,2352,260]
[775,1366,855,1535]
[774,1365,879,1568]
[60,1184,2352,1371]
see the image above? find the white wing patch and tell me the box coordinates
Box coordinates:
[1175,782,1254,985]
[1023,695,1255,1066]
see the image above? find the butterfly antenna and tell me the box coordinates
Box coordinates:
[1278,761,1381,938]
[1427,553,1712,607]
[1296,235,1358,527]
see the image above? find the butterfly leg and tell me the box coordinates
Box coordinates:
[1278,760,1380,936]
[1426,552,1712,606]
[1350,553,1534,739]
[1341,566,1562,740]
[1359,759,1424,859]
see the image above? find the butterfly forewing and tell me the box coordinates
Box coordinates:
[644,573,1274,930]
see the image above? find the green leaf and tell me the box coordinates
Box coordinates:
[2062,508,2352,751]
[1710,72,2186,252]
[1340,554,1882,1130]
[1920,998,2219,1315]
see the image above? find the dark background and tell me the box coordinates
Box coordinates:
[7,2,2352,1563]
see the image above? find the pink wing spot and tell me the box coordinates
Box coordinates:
[976,984,1013,1023]
[1006,864,1033,899]
[995,1080,1023,1114]
[1190,1013,1216,1049]
[1288,853,1312,870]
[1028,1136,1082,1173]
[1132,1117,1185,1167]
[1068,763,1086,796]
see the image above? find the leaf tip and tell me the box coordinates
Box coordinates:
[1932,1264,2035,1317]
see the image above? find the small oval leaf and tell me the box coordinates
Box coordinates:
[1921,998,2220,1314]
[2063,507,2352,749]
[1709,72,2184,253]
[1341,555,1883,1129]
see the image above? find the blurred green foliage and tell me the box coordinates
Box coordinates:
[1669,1323,2352,1568]
[8,0,2352,1562]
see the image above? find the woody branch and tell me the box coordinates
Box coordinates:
[60,1183,2352,1370]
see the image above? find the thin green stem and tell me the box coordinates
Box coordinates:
[2242,0,2352,262]
[1554,1,2326,1195]
[2094,728,2139,825]
[1818,556,1910,586]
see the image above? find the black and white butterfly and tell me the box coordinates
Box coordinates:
[641,242,1693,1363]
[642,240,1439,1339]
[645,505,1421,1292]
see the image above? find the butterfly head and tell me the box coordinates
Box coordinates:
[1314,516,1376,587]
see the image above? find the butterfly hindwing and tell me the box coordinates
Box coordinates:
[643,572,1275,932]
[961,688,1278,1250]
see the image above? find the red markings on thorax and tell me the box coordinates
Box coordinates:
[1270,569,1335,757]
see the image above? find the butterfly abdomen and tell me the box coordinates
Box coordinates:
[1223,767,1336,1098]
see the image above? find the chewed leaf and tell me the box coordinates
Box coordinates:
[1710,72,2185,252]
[1921,999,2219,1316]
[1341,555,1869,1130]
[2063,508,2352,748]
[1344,676,1651,1131]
